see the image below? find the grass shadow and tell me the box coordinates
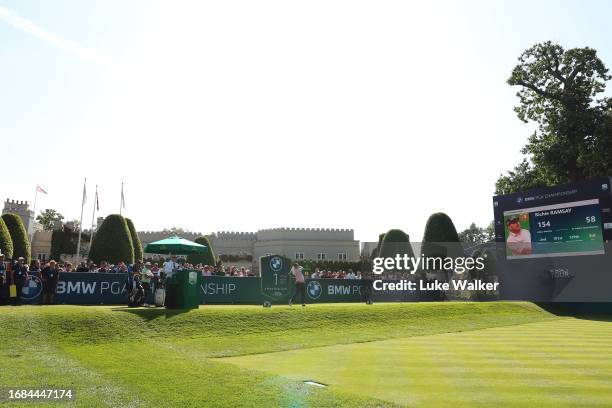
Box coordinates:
[537,302,612,322]
[110,306,195,321]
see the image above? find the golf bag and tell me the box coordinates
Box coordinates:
[154,287,165,307]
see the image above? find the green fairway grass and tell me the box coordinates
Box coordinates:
[223,318,612,407]
[0,302,608,407]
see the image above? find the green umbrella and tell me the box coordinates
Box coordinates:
[144,236,207,255]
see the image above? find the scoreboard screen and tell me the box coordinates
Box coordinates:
[502,199,605,259]
[493,177,612,261]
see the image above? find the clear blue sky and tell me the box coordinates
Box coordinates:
[1,0,611,242]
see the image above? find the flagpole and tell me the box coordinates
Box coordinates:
[75,178,87,265]
[120,182,124,215]
[89,185,98,247]
[31,186,39,242]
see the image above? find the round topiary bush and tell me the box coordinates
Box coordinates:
[1,213,30,262]
[422,212,460,243]
[187,236,216,266]
[89,214,134,264]
[421,213,463,280]
[125,218,143,262]
[378,229,415,259]
[0,217,14,259]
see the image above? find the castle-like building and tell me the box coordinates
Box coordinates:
[139,228,360,264]
[2,199,38,237]
[27,226,360,268]
[4,196,360,268]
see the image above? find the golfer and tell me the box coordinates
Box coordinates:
[289,262,306,307]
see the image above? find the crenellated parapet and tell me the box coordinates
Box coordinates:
[256,227,355,242]
[211,231,257,241]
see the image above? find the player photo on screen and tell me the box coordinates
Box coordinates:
[504,214,533,256]
[503,199,605,259]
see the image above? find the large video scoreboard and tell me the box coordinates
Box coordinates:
[493,177,612,260]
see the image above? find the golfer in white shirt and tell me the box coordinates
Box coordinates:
[289,262,306,306]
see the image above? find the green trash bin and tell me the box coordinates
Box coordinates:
[164,269,203,309]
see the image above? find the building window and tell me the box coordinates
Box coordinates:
[295,252,304,260]
[37,253,48,262]
[337,253,347,261]
[317,253,327,260]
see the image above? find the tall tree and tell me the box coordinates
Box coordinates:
[36,209,64,231]
[458,222,494,245]
[163,226,188,235]
[496,41,611,194]
[1,213,31,262]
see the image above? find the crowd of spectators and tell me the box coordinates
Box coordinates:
[309,268,362,280]
[4,258,362,281]
[16,258,256,277]
[198,264,255,277]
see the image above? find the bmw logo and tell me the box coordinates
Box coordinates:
[307,281,322,300]
[21,276,43,300]
[270,256,283,272]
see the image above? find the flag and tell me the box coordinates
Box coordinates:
[36,185,47,194]
[120,183,126,209]
[82,180,87,206]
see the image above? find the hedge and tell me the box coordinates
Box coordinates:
[88,214,134,264]
[370,232,386,259]
[1,213,30,262]
[421,213,464,271]
[0,217,14,259]
[378,229,415,259]
[187,236,216,266]
[125,218,143,262]
[422,212,460,243]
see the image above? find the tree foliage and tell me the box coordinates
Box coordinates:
[497,41,612,194]
[50,227,89,260]
[1,213,31,262]
[88,214,134,264]
[0,217,14,259]
[187,236,216,266]
[458,222,494,245]
[36,209,64,231]
[125,218,143,262]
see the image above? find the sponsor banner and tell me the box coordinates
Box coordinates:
[305,279,364,302]
[16,272,417,305]
[201,276,262,304]
[21,272,128,304]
